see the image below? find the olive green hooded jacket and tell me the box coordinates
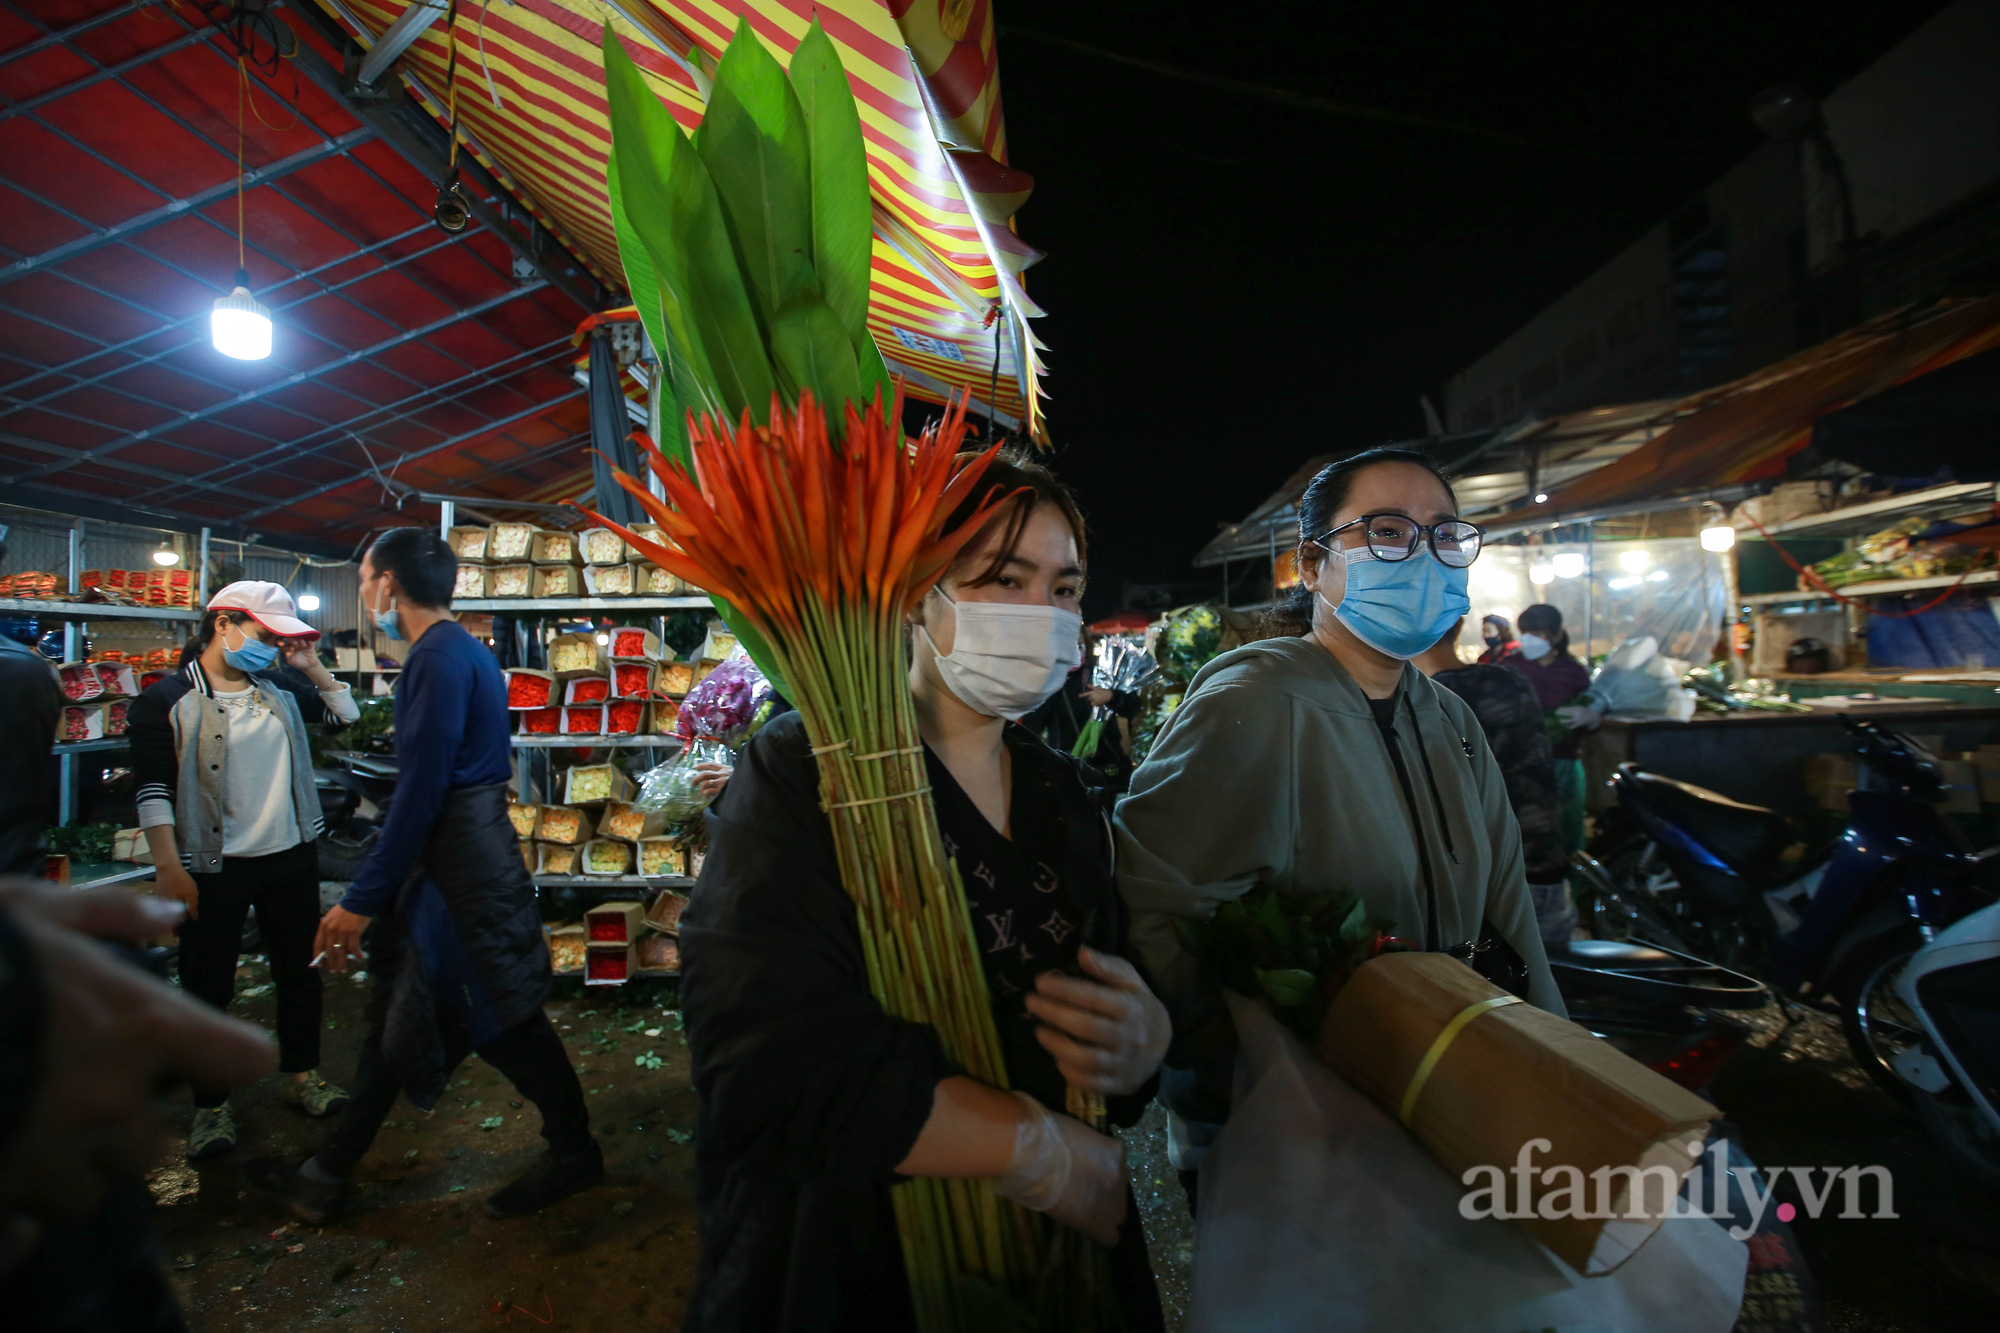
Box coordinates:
[1114,636,1563,1032]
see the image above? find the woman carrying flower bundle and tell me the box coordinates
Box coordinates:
[128,581,361,1160]
[678,452,1171,1332]
[1114,448,1561,1119]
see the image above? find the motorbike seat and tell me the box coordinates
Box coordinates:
[1617,764,1795,875]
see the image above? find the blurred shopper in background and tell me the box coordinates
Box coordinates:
[1477,612,1519,664]
[1501,603,1595,856]
[1024,628,1143,794]
[128,582,359,1161]
[0,528,60,876]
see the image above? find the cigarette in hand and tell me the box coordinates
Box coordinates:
[309,951,328,968]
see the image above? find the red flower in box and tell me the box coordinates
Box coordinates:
[522,708,560,734]
[563,706,601,734]
[612,629,649,658]
[106,701,130,735]
[608,700,645,734]
[613,663,651,697]
[570,677,610,704]
[506,672,552,709]
[586,950,630,983]
[588,917,628,942]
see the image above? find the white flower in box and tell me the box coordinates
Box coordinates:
[487,523,535,562]
[519,840,536,874]
[657,661,695,698]
[640,564,686,596]
[533,566,579,599]
[639,841,686,881]
[582,838,634,877]
[537,843,581,876]
[580,528,627,566]
[536,806,596,846]
[546,923,587,973]
[563,763,632,806]
[581,563,635,597]
[507,801,540,838]
[489,564,533,598]
[547,632,603,678]
[531,529,581,565]
[453,564,490,599]
[448,526,490,561]
[601,800,666,843]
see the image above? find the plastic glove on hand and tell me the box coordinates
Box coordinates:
[1025,948,1173,1097]
[991,1091,1127,1247]
[1556,704,1604,731]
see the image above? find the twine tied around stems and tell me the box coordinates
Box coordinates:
[823,787,933,811]
[811,739,926,761]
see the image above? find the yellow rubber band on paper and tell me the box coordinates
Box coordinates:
[1398,994,1523,1127]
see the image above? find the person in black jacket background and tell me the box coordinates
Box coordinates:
[0,529,60,876]
[127,581,360,1161]
[1022,628,1143,794]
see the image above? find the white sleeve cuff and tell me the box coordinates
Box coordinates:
[136,798,177,830]
[320,682,362,725]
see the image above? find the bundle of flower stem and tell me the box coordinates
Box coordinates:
[580,388,1045,1327]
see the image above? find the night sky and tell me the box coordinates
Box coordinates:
[991,1,1944,616]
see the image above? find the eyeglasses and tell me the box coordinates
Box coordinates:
[1314,514,1485,568]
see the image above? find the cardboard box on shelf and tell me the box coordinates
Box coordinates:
[505,668,555,710]
[59,704,105,742]
[561,705,606,735]
[650,698,680,735]
[623,522,667,563]
[608,627,661,661]
[562,763,633,806]
[644,886,689,929]
[640,564,687,596]
[564,675,612,706]
[611,661,656,698]
[533,565,581,599]
[537,843,582,876]
[585,901,645,944]
[453,564,491,599]
[547,923,587,974]
[637,934,680,972]
[537,806,597,846]
[447,526,491,562]
[580,527,628,567]
[581,838,635,878]
[531,529,582,565]
[518,706,561,735]
[57,662,104,701]
[488,563,534,598]
[585,941,636,985]
[606,699,649,735]
[601,801,666,844]
[548,632,604,679]
[656,661,695,698]
[332,647,380,673]
[581,563,636,597]
[507,800,541,839]
[487,523,536,563]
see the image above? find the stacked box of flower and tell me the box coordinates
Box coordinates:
[611,661,655,699]
[581,563,637,597]
[505,669,554,710]
[488,564,533,598]
[104,700,130,736]
[581,837,634,879]
[548,633,603,679]
[145,647,177,667]
[561,705,605,735]
[691,658,723,691]
[547,924,587,975]
[537,805,596,846]
[637,934,680,973]
[60,705,104,742]
[580,527,628,567]
[488,523,536,563]
[531,529,580,566]
[562,763,632,806]
[622,522,668,563]
[507,800,541,839]
[92,662,138,697]
[650,698,680,735]
[139,669,170,692]
[606,699,649,735]
[644,886,689,930]
[639,564,686,596]
[537,843,581,876]
[453,564,490,599]
[586,901,644,943]
[520,707,560,735]
[58,662,104,702]
[602,800,666,844]
[447,526,490,562]
[585,943,634,986]
[609,627,661,661]
[564,676,611,706]
[519,840,536,874]
[533,565,580,599]
[656,661,695,699]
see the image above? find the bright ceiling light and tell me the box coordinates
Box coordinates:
[1529,563,1556,586]
[1607,575,1641,591]
[1700,524,1737,553]
[596,632,611,646]
[1551,552,1588,579]
[151,543,179,566]
[296,593,321,612]
[212,268,272,360]
[1618,549,1651,573]
[1534,492,1550,504]
[1646,568,1671,582]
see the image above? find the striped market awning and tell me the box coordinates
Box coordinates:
[310,0,1047,452]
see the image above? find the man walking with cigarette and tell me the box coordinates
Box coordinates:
[247,528,598,1222]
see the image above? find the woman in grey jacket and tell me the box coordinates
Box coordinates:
[127,581,360,1160]
[1115,449,1560,1109]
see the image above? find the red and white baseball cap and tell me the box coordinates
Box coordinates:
[207,580,319,640]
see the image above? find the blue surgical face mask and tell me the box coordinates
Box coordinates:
[373,592,403,642]
[221,621,279,673]
[1321,545,1471,660]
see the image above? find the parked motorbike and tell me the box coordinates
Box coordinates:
[313,750,399,880]
[1886,899,2000,1191]
[1570,717,1997,1095]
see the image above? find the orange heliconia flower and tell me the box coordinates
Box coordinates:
[579,388,1012,642]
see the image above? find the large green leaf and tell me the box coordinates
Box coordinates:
[854,325,894,420]
[788,21,872,345]
[605,151,689,465]
[601,29,721,421]
[695,16,814,327]
[669,137,779,419]
[770,292,863,422]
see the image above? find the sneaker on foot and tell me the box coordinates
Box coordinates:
[284,1072,352,1118]
[245,1156,347,1226]
[486,1143,605,1219]
[187,1104,237,1160]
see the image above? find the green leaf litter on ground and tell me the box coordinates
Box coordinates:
[388,1275,404,1287]
[450,1185,465,1193]
[665,1127,692,1144]
[479,1116,504,1130]
[635,1052,664,1070]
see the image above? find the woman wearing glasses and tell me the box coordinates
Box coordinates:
[1115,448,1561,1109]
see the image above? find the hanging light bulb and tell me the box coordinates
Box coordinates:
[1700,524,1737,553]
[1551,552,1588,579]
[1529,563,1556,586]
[212,267,272,360]
[151,540,180,567]
[296,593,322,612]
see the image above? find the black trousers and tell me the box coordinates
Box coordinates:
[316,1002,591,1177]
[174,840,321,1106]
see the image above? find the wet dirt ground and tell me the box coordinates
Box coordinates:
[154,958,703,1332]
[151,956,1996,1333]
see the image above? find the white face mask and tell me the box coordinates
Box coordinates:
[1518,632,1553,661]
[921,589,1083,720]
